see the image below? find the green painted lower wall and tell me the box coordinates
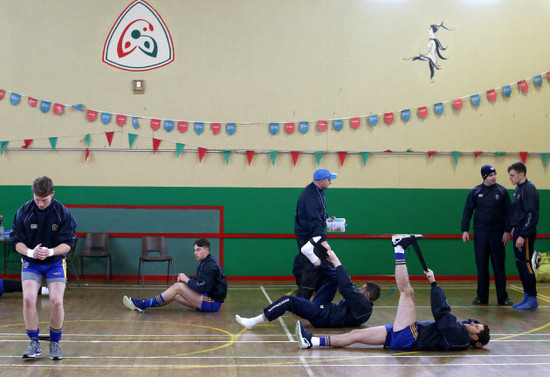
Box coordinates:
[1,186,548,278]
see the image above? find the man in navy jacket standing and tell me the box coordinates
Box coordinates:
[461,165,512,306]
[296,235,490,351]
[293,168,337,299]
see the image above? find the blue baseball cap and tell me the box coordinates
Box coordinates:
[313,168,337,181]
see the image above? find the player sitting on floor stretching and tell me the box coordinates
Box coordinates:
[296,234,490,351]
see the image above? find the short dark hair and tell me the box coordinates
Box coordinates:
[193,238,211,249]
[507,161,526,175]
[32,176,54,197]
[472,324,490,348]
[366,281,381,302]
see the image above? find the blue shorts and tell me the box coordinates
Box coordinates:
[21,258,67,284]
[384,323,419,351]
[197,294,222,312]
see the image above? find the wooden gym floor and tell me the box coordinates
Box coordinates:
[0,279,549,377]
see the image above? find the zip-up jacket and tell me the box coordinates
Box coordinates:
[461,183,511,233]
[187,253,227,303]
[510,179,539,237]
[295,182,327,242]
[10,199,76,265]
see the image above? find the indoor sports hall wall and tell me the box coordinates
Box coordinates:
[1,1,549,279]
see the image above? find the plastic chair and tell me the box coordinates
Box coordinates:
[138,236,172,286]
[66,238,80,287]
[79,232,112,280]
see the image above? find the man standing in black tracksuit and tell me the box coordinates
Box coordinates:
[461,165,513,306]
[236,249,380,330]
[293,169,337,299]
[508,161,539,310]
[296,235,490,351]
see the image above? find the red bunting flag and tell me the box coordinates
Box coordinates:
[474,151,483,158]
[246,150,254,165]
[318,120,327,132]
[428,151,437,158]
[338,151,347,166]
[0,89,4,100]
[105,132,115,146]
[151,119,161,131]
[53,103,64,115]
[22,139,33,149]
[211,123,221,135]
[152,138,161,153]
[285,122,295,134]
[291,151,300,166]
[87,110,98,122]
[350,118,360,129]
[384,149,393,153]
[487,90,497,102]
[520,151,528,163]
[384,113,394,125]
[198,147,207,162]
[28,98,38,107]
[518,80,528,93]
[418,106,428,118]
[178,121,188,133]
[85,148,90,161]
[116,114,127,127]
[453,98,463,110]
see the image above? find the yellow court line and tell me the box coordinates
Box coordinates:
[495,322,550,341]
[509,285,550,303]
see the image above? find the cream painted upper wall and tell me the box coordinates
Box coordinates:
[0,0,549,188]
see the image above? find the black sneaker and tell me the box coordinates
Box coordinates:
[391,234,423,249]
[295,321,313,349]
[498,298,514,306]
[472,297,488,305]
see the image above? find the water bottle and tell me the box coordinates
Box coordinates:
[0,221,4,241]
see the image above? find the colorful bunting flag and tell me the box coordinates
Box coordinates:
[269,151,278,166]
[105,132,115,146]
[453,98,463,110]
[401,109,410,121]
[333,119,343,131]
[84,134,90,147]
[291,151,300,166]
[211,123,221,135]
[0,90,4,100]
[152,138,161,153]
[151,119,161,131]
[318,120,327,132]
[198,147,207,162]
[246,150,254,165]
[350,117,360,129]
[338,151,347,166]
[434,103,444,115]
[299,121,309,134]
[520,151,528,163]
[40,101,51,113]
[22,139,33,149]
[128,133,137,148]
[53,103,64,115]
[269,123,279,135]
[176,143,185,158]
[428,151,437,158]
[518,80,528,93]
[361,152,369,166]
[117,114,127,127]
[470,94,481,107]
[474,151,483,158]
[285,122,295,134]
[384,113,394,125]
[72,104,83,111]
[502,85,512,97]
[534,75,542,87]
[48,137,57,151]
[10,93,21,105]
[222,150,230,164]
[85,148,90,161]
[418,106,427,118]
[101,112,112,125]
[194,122,204,135]
[487,90,497,102]
[368,115,378,126]
[177,121,187,133]
[132,117,139,129]
[164,120,174,132]
[314,151,323,166]
[495,151,506,156]
[28,98,37,107]
[541,153,549,167]
[87,110,98,122]
[0,141,9,155]
[226,123,236,135]
[452,151,460,165]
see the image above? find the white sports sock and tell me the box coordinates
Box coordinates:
[41,287,49,295]
[394,245,405,254]
[311,337,320,347]
[236,314,264,330]
[301,237,322,265]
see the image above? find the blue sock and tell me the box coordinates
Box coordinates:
[27,328,39,341]
[50,326,62,342]
[319,336,331,347]
[148,294,165,308]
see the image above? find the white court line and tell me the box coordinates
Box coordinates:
[510,285,550,301]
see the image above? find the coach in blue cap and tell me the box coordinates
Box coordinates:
[461,165,513,306]
[293,168,338,300]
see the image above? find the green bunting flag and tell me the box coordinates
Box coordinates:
[361,152,370,166]
[223,150,231,165]
[269,151,278,166]
[128,133,137,148]
[314,151,323,166]
[0,141,8,155]
[84,134,90,147]
[495,151,506,156]
[452,151,460,165]
[48,137,58,151]
[541,153,549,167]
[176,143,185,158]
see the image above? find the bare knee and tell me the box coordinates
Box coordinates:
[49,297,64,312]
[23,295,37,310]
[400,286,415,300]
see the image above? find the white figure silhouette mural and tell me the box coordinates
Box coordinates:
[404,22,453,85]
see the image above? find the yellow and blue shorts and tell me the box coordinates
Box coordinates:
[384,323,419,351]
[198,294,222,312]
